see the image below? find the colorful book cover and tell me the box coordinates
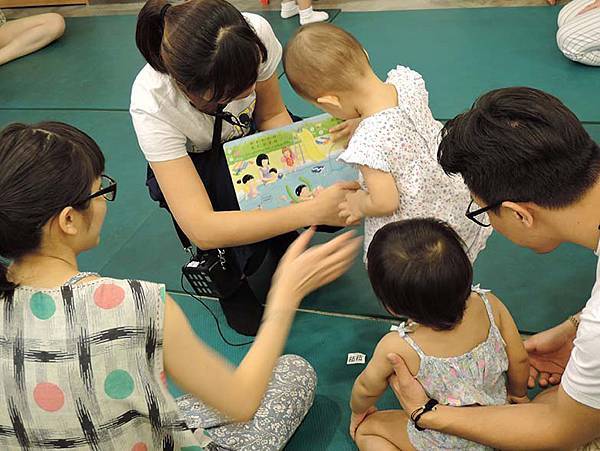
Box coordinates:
[224,114,358,211]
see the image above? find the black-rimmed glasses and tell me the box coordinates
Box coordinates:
[465,199,503,227]
[75,174,117,205]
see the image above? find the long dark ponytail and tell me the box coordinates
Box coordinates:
[0,122,105,296]
[135,0,267,103]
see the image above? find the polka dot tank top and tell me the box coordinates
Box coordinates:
[0,278,203,450]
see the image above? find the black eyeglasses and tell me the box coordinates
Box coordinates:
[75,174,117,205]
[465,199,503,227]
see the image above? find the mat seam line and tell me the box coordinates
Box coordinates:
[2,109,599,126]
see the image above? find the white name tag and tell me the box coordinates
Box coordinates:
[346,353,366,365]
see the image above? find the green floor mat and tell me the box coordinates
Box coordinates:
[99,208,190,287]
[3,107,597,333]
[0,10,339,111]
[0,109,154,270]
[282,7,600,122]
[168,292,398,451]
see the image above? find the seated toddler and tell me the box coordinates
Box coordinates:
[350,218,530,450]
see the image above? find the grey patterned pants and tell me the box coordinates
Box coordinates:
[176,354,317,451]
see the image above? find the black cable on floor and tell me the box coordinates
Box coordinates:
[180,272,254,347]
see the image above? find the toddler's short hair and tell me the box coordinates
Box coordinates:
[283,23,370,99]
[367,218,473,331]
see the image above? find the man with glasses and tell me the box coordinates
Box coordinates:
[385,87,600,449]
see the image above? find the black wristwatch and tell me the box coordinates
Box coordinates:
[410,398,439,431]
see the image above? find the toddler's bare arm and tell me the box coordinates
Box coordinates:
[490,293,530,402]
[351,332,404,413]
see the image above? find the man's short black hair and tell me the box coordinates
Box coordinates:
[438,87,600,209]
[367,218,473,331]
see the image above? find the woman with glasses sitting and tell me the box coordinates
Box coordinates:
[131,0,358,337]
[0,121,360,450]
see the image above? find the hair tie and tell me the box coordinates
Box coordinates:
[159,3,172,29]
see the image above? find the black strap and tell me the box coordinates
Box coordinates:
[211,104,226,155]
[170,105,226,250]
[412,398,439,431]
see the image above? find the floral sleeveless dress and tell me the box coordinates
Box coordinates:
[399,286,509,450]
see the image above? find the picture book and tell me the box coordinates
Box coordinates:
[224,114,358,211]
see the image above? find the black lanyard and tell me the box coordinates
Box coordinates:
[211,104,252,152]
[211,104,226,153]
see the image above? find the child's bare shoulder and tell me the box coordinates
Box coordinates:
[374,331,415,361]
[480,290,511,328]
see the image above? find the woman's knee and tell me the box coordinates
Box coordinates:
[272,354,317,416]
[556,26,597,65]
[557,0,589,27]
[556,26,581,59]
[276,354,317,395]
[41,13,65,40]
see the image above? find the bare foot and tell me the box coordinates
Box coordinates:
[547,0,557,5]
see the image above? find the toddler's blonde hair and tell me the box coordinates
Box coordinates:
[283,23,370,100]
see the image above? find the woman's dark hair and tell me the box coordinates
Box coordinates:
[367,218,473,331]
[0,122,104,296]
[438,87,600,210]
[295,184,307,197]
[136,0,268,103]
[256,153,269,167]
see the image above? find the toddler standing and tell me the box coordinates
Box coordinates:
[283,23,491,263]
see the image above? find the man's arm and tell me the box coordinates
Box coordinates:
[422,386,600,449]
[387,354,600,450]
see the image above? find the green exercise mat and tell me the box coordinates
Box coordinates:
[2,108,597,334]
[0,10,339,111]
[167,292,398,451]
[281,7,600,122]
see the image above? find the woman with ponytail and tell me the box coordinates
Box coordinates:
[0,121,360,449]
[131,0,359,337]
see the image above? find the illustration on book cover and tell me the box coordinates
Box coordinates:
[224,114,358,211]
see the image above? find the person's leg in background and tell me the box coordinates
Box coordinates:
[0,13,65,66]
[177,355,317,451]
[280,0,329,25]
[556,0,600,66]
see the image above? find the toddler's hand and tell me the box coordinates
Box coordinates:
[508,393,530,404]
[330,118,362,143]
[349,406,377,441]
[339,190,366,225]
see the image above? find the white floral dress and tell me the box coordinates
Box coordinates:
[338,66,491,263]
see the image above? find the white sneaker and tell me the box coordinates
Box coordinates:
[281,1,299,19]
[299,7,329,25]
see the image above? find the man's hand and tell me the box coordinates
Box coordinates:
[349,406,377,441]
[524,320,576,388]
[386,353,429,414]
